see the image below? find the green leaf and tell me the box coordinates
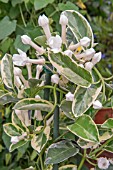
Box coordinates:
[34,0,55,11]
[1,54,14,89]
[77,138,97,149]
[60,100,74,120]
[45,140,79,164]
[0,0,9,3]
[31,126,50,153]
[0,38,13,53]
[13,98,53,112]
[104,140,113,153]
[14,35,30,52]
[67,115,99,142]
[0,90,18,105]
[12,111,29,132]
[72,83,102,117]
[63,10,94,47]
[0,16,16,40]
[9,140,28,152]
[11,0,23,7]
[59,165,77,170]
[5,153,11,165]
[101,119,113,129]
[3,123,23,137]
[58,2,79,11]
[48,52,92,87]
[34,35,47,48]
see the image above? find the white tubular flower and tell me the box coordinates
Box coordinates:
[65,92,74,101]
[83,48,95,61]
[11,136,19,144]
[14,67,28,87]
[80,37,91,47]
[26,63,32,79]
[38,14,51,40]
[15,110,25,123]
[51,74,60,84]
[21,35,45,55]
[27,58,45,65]
[14,76,23,88]
[64,50,73,58]
[48,35,62,53]
[36,65,43,79]
[92,52,101,65]
[59,14,68,43]
[109,158,113,164]
[13,49,28,66]
[97,157,110,169]
[93,100,102,109]
[85,62,94,71]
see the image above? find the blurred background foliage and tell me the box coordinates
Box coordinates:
[0,0,113,169]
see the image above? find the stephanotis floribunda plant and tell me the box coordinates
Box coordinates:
[1,10,113,170]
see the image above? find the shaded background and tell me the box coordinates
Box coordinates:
[0,0,113,169]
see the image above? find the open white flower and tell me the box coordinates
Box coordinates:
[92,52,101,65]
[80,37,91,47]
[93,100,102,109]
[51,74,60,84]
[48,35,62,53]
[13,49,28,66]
[38,14,51,40]
[59,13,68,43]
[83,48,95,61]
[97,157,110,169]
[65,92,74,101]
[11,136,19,144]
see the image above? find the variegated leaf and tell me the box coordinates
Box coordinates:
[48,52,93,87]
[77,138,98,149]
[1,54,14,89]
[9,140,28,152]
[31,126,50,153]
[101,118,113,129]
[104,140,113,153]
[72,83,102,117]
[67,115,99,142]
[59,165,77,170]
[13,98,53,112]
[3,123,23,137]
[45,140,79,164]
[63,10,94,47]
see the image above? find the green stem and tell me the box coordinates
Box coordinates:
[78,149,86,170]
[86,158,96,167]
[39,154,44,170]
[38,85,66,94]
[89,137,113,157]
[104,75,113,81]
[94,67,105,102]
[19,4,26,27]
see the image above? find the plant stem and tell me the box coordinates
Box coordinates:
[19,5,26,27]
[94,67,105,102]
[78,149,86,170]
[53,88,60,170]
[89,137,113,157]
[39,154,44,170]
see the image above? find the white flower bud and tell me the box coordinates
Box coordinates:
[14,67,22,76]
[51,74,60,84]
[97,157,110,169]
[21,35,31,44]
[65,92,74,101]
[59,14,68,25]
[36,65,43,79]
[35,95,41,99]
[11,136,19,144]
[80,37,91,47]
[78,64,84,68]
[93,100,102,109]
[85,62,94,71]
[84,48,95,61]
[48,35,62,52]
[38,14,49,27]
[92,52,101,65]
[38,14,51,40]
[64,50,73,58]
